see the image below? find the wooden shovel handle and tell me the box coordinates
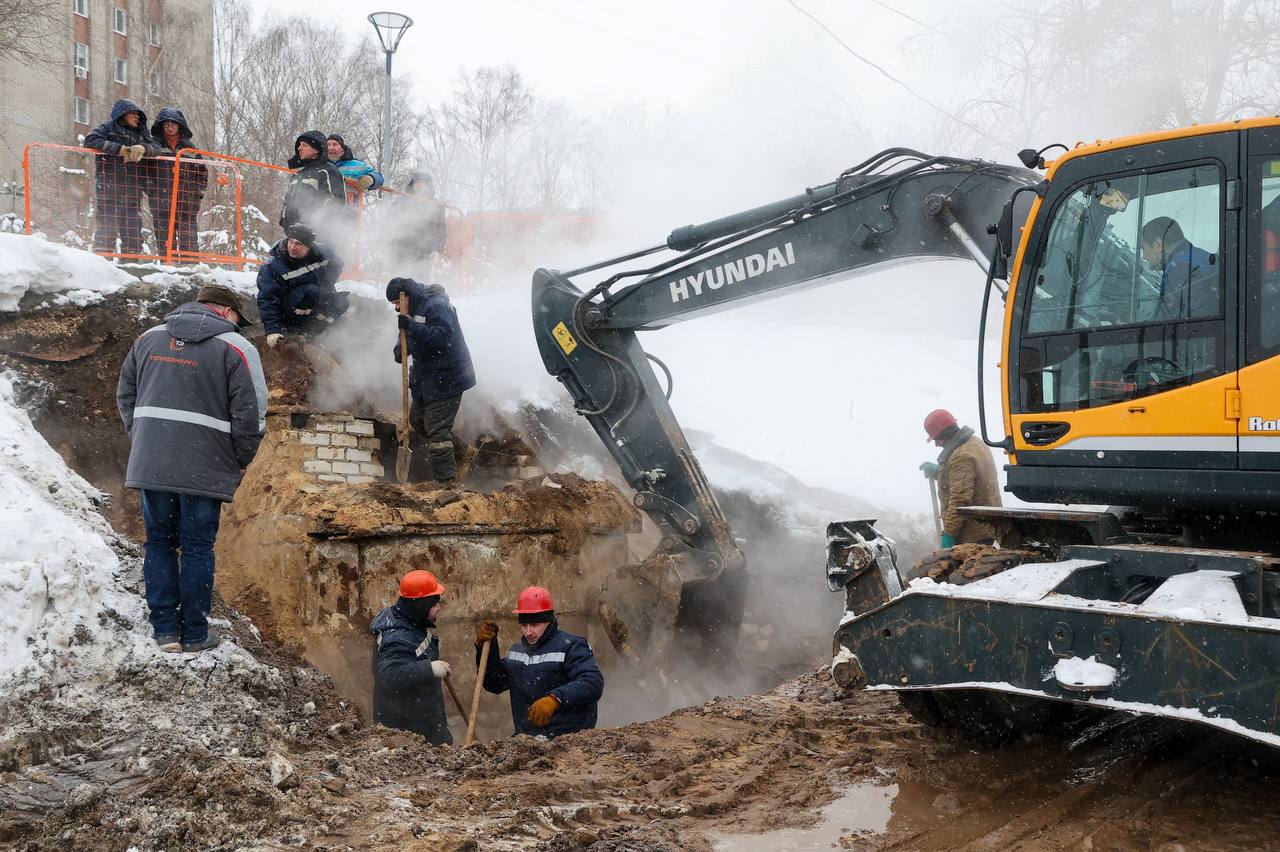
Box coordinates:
[465,640,491,746]
[398,292,410,439]
[443,674,471,729]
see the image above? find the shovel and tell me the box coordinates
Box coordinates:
[443,674,471,729]
[395,292,412,483]
[927,475,943,542]
[464,640,490,746]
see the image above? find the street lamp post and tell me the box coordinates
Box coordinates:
[368,11,413,178]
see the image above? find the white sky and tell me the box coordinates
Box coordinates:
[252,0,950,115]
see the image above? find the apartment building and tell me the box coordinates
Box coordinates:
[0,0,214,209]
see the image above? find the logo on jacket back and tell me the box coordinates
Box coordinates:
[169,337,185,351]
[669,242,797,304]
[1248,416,1280,431]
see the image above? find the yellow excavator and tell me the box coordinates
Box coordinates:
[533,119,1280,744]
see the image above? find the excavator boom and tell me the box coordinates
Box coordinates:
[532,149,1036,661]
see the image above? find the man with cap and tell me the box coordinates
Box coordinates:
[919,409,1002,548]
[387,277,476,483]
[280,129,347,232]
[256,223,348,347]
[117,284,267,653]
[369,570,453,745]
[475,586,604,738]
[325,134,384,192]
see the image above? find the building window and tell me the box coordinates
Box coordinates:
[148,23,160,46]
[73,43,89,77]
[114,58,128,84]
[113,7,127,35]
[149,71,160,96]
[73,0,88,18]
[74,97,90,126]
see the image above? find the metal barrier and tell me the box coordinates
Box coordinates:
[23,142,592,282]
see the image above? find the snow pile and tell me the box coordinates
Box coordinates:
[0,232,135,311]
[0,373,148,684]
[1052,655,1117,690]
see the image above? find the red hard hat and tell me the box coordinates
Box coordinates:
[923,409,958,442]
[513,586,554,614]
[399,570,445,599]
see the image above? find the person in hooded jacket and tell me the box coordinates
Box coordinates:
[386,277,476,482]
[280,129,346,232]
[84,98,167,254]
[475,587,604,738]
[116,285,267,653]
[325,134,384,193]
[256,223,347,346]
[148,107,209,255]
[370,570,453,745]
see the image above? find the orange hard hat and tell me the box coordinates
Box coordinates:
[923,409,957,442]
[513,586,554,614]
[399,570,445,599]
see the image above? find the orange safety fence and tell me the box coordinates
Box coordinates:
[23,142,593,282]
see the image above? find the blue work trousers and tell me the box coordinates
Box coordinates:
[140,489,222,642]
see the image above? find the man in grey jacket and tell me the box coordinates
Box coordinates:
[117,285,268,653]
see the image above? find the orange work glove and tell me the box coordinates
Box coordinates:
[474,621,499,646]
[527,695,560,727]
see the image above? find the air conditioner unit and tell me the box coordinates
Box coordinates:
[74,67,88,79]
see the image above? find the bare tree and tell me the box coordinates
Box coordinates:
[443,66,534,210]
[0,0,60,67]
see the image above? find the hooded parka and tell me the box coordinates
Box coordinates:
[280,130,347,230]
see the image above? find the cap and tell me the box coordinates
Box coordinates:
[923,409,958,442]
[196,284,252,328]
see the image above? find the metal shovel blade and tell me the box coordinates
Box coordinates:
[395,442,412,483]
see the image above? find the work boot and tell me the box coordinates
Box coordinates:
[155,633,181,653]
[181,629,222,654]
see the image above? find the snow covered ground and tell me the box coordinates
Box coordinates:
[0,232,135,312]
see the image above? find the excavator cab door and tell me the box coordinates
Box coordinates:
[1240,127,1280,473]
[1006,131,1243,509]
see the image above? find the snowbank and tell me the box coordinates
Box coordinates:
[0,233,136,311]
[0,373,147,683]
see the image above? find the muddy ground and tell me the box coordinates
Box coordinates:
[7,281,1280,850]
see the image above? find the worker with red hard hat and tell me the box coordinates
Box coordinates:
[473,586,604,738]
[369,569,453,745]
[919,408,1002,548]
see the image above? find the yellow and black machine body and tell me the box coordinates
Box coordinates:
[533,123,1280,744]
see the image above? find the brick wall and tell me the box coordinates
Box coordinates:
[292,414,386,484]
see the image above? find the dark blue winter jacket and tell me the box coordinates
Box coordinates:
[369,604,452,746]
[394,279,476,405]
[480,622,604,738]
[255,240,345,334]
[84,98,167,192]
[1155,241,1218,320]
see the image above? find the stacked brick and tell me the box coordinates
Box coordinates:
[293,415,386,485]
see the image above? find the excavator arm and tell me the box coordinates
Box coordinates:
[532,149,1038,662]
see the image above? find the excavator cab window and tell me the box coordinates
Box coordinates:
[1020,163,1225,413]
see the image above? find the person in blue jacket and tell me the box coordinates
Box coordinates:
[369,570,453,746]
[1140,216,1219,321]
[256,224,348,347]
[326,134,384,192]
[83,98,168,255]
[387,277,476,482]
[475,587,604,738]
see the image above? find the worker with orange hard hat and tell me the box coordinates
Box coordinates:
[919,408,1003,548]
[369,569,453,745]
[473,586,604,738]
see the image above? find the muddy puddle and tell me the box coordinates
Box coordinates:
[714,778,900,850]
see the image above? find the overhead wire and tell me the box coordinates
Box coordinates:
[869,0,1024,74]
[564,0,750,56]
[783,0,1004,148]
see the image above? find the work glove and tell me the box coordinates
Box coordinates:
[356,174,376,191]
[430,660,451,679]
[527,694,560,727]
[919,462,939,479]
[266,333,284,348]
[392,342,402,364]
[120,144,146,163]
[940,533,957,549]
[397,314,411,331]
[474,621,499,646]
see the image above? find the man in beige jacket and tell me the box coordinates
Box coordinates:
[920,409,1002,548]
